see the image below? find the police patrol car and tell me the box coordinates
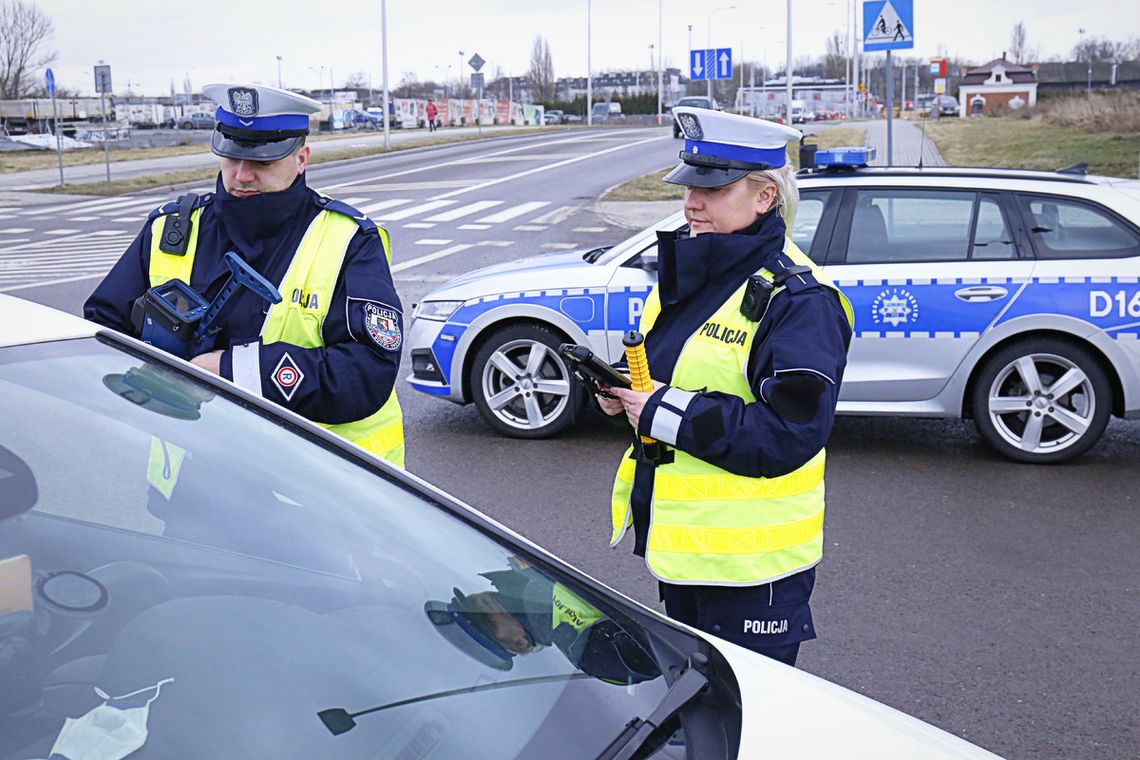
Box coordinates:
[407,152,1140,463]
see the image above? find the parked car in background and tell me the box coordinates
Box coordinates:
[543,109,564,125]
[934,95,960,117]
[0,294,1002,759]
[590,101,622,123]
[343,108,382,129]
[407,160,1140,463]
[179,112,215,130]
[668,96,722,137]
[365,106,401,129]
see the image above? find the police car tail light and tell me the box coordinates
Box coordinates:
[812,146,876,170]
[413,300,463,322]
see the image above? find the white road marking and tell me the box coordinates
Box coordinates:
[92,230,124,236]
[414,239,453,246]
[476,201,550,223]
[44,229,80,235]
[321,128,654,191]
[356,198,414,215]
[573,227,607,233]
[1,228,32,234]
[458,224,492,230]
[109,217,140,223]
[391,243,474,273]
[66,216,100,222]
[530,206,579,225]
[479,241,514,247]
[433,134,668,200]
[424,200,503,222]
[0,214,14,220]
[341,196,371,205]
[20,194,164,216]
[376,200,455,221]
[403,222,436,229]
[541,243,579,250]
[513,225,547,231]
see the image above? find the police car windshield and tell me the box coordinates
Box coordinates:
[0,337,738,759]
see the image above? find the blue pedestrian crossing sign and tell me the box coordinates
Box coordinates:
[863,0,914,52]
[689,48,733,81]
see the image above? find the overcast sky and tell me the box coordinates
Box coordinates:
[32,0,1139,96]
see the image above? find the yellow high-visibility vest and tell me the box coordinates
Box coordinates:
[610,239,853,585]
[146,203,404,470]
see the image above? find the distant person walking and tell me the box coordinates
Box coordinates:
[426,98,438,132]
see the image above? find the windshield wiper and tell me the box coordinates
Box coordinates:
[582,246,613,263]
[593,654,709,760]
[318,672,592,736]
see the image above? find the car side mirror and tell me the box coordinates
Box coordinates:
[0,445,37,520]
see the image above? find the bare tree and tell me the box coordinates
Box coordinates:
[0,0,55,99]
[823,31,847,79]
[1010,21,1028,64]
[343,71,368,89]
[527,35,555,102]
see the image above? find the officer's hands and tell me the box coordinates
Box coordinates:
[607,381,664,431]
[190,350,223,376]
[595,382,625,416]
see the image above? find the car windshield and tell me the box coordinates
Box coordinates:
[0,337,737,759]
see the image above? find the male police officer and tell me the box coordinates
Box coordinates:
[85,83,404,468]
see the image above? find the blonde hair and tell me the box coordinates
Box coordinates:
[744,163,798,229]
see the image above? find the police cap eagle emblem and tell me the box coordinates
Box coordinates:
[229,88,259,118]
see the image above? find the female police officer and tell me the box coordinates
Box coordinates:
[598,107,853,666]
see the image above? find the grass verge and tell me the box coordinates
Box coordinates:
[23,126,567,196]
[603,126,868,202]
[923,117,1140,178]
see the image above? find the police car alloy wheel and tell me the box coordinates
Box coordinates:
[470,324,582,438]
[971,338,1112,464]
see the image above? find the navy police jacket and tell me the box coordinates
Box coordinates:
[626,210,853,556]
[84,174,402,426]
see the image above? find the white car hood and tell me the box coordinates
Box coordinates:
[0,295,97,347]
[425,250,605,301]
[715,637,1003,758]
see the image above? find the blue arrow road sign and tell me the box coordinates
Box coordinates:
[863,0,914,52]
[689,49,707,81]
[690,48,733,80]
[715,48,732,79]
[45,68,55,96]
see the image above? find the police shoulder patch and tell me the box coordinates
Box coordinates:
[363,302,402,351]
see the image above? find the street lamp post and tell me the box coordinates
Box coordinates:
[785,0,793,128]
[458,50,464,97]
[381,0,390,148]
[587,0,592,127]
[276,55,283,89]
[707,5,736,101]
[657,0,663,125]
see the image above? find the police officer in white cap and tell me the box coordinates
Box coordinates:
[597,107,854,666]
[86,83,405,474]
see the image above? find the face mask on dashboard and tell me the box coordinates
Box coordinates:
[48,677,174,760]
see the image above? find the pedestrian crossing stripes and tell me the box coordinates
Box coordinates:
[0,232,134,293]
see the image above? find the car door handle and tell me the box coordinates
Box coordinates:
[954,286,1009,302]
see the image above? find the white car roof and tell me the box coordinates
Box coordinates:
[0,294,98,347]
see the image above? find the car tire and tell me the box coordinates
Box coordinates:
[971,338,1112,463]
[673,127,681,139]
[470,324,580,439]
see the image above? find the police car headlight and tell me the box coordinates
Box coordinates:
[413,300,463,322]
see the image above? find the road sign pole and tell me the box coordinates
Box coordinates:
[99,92,111,186]
[886,49,893,166]
[51,91,63,186]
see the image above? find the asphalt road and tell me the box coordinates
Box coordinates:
[2,127,1137,760]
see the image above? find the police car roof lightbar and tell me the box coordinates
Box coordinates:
[813,146,876,170]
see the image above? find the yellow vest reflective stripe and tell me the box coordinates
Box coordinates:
[145,204,404,482]
[609,239,853,585]
[551,582,603,633]
[261,210,404,467]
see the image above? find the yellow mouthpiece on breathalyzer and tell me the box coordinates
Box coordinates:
[623,331,655,443]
